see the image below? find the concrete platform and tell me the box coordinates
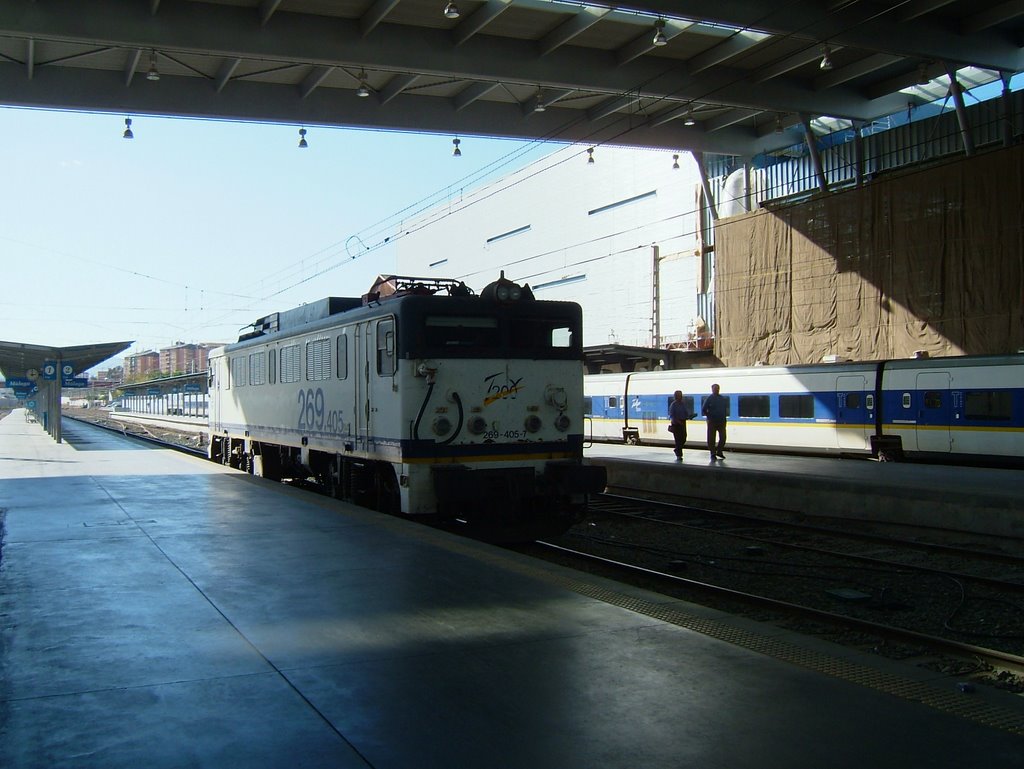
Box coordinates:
[2,409,1024,768]
[585,441,1024,540]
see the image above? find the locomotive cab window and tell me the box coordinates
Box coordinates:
[608,396,618,409]
[513,319,573,350]
[965,390,1012,421]
[377,319,396,377]
[844,393,861,409]
[424,316,499,348]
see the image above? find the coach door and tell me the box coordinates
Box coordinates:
[915,372,952,453]
[835,375,870,450]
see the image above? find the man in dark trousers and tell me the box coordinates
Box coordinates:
[701,383,728,460]
[668,390,691,459]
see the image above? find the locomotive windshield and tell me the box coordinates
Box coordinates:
[417,311,579,358]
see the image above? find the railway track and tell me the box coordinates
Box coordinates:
[524,492,1024,694]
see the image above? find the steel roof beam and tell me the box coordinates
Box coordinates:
[575,0,1021,71]
[454,0,514,47]
[538,7,611,56]
[361,0,401,38]
[961,1,1024,34]
[0,62,796,156]
[299,66,334,99]
[378,73,420,104]
[0,1,914,122]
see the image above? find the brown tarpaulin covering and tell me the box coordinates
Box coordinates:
[713,144,1024,366]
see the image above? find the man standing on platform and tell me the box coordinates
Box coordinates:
[702,383,728,461]
[668,390,691,460]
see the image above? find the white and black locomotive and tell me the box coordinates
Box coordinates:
[208,274,605,533]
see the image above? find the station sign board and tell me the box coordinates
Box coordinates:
[147,388,161,395]
[61,376,89,389]
[7,376,38,398]
[41,361,58,381]
[183,383,201,393]
[62,363,76,378]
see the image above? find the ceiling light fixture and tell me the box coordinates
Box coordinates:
[819,46,833,72]
[775,114,784,133]
[356,72,370,97]
[652,19,668,47]
[443,1,460,19]
[683,113,695,126]
[146,51,160,81]
[298,127,308,148]
[533,89,546,112]
[452,137,461,157]
[586,147,595,165]
[672,154,680,170]
[122,117,133,140]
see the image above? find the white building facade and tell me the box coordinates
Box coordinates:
[393,145,706,352]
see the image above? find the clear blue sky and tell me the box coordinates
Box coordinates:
[0,107,552,369]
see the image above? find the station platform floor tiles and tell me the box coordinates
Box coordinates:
[584,441,1024,540]
[2,409,1023,768]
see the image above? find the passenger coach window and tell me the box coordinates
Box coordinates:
[249,352,265,386]
[377,319,396,377]
[844,393,861,409]
[280,344,300,383]
[779,394,814,418]
[965,390,1012,421]
[923,391,942,409]
[584,396,592,414]
[337,334,348,380]
[306,338,331,381]
[738,395,770,418]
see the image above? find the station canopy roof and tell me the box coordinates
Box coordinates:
[0,340,133,382]
[0,1,1020,158]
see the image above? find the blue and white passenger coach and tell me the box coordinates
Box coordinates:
[586,354,1024,463]
[208,274,605,532]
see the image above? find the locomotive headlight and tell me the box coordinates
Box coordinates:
[433,416,453,436]
[554,413,571,432]
[496,285,511,300]
[467,415,487,435]
[544,385,567,410]
[524,414,542,433]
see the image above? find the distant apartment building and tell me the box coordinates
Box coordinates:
[124,351,160,380]
[158,344,215,376]
[160,342,219,375]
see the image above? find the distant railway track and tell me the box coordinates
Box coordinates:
[524,492,1024,693]
[62,409,206,457]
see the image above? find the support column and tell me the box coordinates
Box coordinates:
[945,63,975,157]
[1000,71,1015,148]
[800,113,829,193]
[693,152,718,222]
